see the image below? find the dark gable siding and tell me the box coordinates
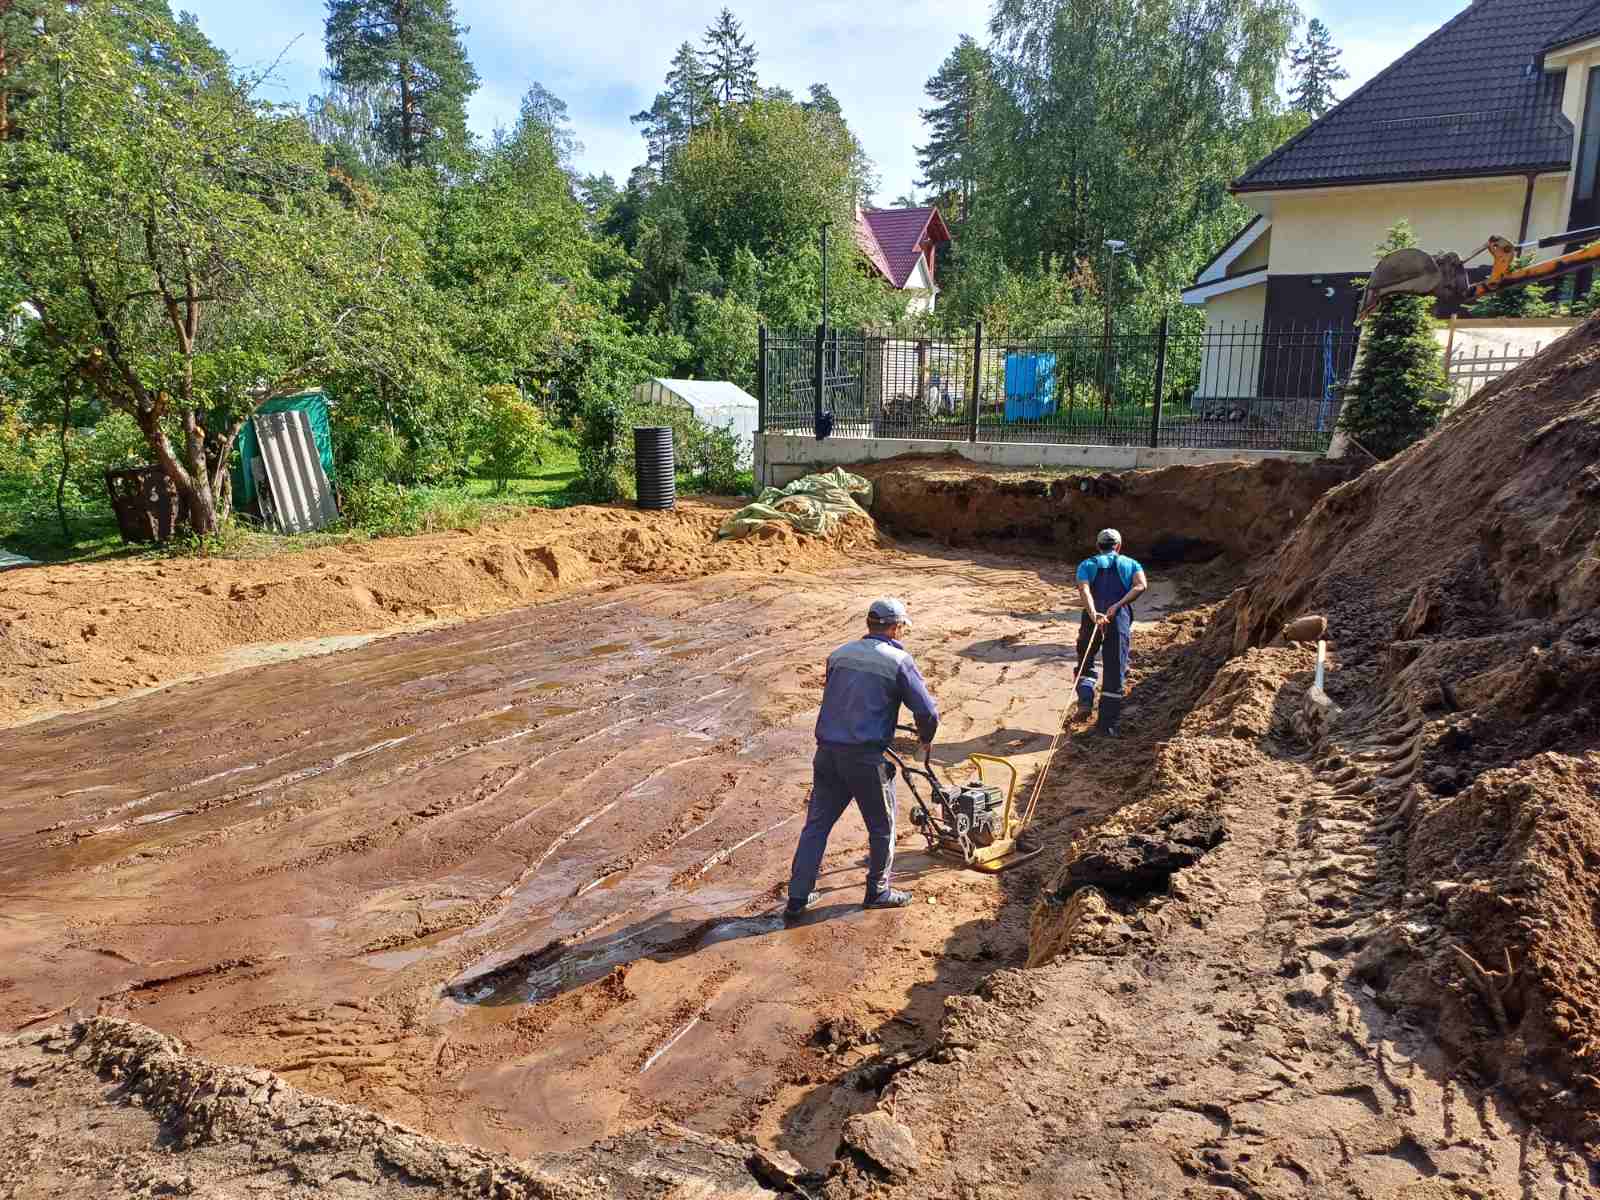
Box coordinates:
[1237,0,1586,193]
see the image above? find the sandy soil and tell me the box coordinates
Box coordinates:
[0,499,879,729]
[2,1018,766,1199]
[818,631,1594,1197]
[2,538,1171,1176]
[6,412,1599,1199]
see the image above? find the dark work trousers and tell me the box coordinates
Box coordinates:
[787,742,897,904]
[1076,609,1133,731]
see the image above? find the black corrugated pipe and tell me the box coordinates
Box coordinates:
[633,426,676,511]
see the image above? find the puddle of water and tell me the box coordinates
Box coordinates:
[589,643,630,656]
[364,925,467,971]
[695,915,784,947]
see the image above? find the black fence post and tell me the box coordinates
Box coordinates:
[813,322,826,436]
[1149,315,1169,449]
[756,324,768,433]
[968,321,983,443]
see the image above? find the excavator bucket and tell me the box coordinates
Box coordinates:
[1358,248,1472,322]
[1358,249,1444,321]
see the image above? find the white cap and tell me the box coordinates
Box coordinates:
[1097,528,1122,550]
[868,597,911,628]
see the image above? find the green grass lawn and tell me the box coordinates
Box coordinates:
[1,446,755,567]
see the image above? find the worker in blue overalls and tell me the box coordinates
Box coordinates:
[784,598,939,921]
[1075,528,1149,738]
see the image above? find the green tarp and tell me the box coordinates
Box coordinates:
[232,391,334,508]
[717,468,873,539]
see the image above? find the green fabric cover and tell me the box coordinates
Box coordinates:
[717,468,873,539]
[232,392,334,507]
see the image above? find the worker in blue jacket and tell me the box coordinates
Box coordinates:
[1075,529,1148,738]
[785,597,939,921]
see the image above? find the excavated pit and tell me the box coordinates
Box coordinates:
[856,452,1356,563]
[16,436,1591,1196]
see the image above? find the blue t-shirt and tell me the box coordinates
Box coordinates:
[1076,553,1143,591]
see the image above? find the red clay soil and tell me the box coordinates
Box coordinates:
[0,536,1115,1174]
[856,453,1355,563]
[0,500,881,728]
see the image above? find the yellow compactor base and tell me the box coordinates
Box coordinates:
[927,753,1043,873]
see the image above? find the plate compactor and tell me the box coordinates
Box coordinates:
[885,745,1043,873]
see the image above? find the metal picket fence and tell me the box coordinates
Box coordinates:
[758,320,1362,453]
[1445,344,1546,407]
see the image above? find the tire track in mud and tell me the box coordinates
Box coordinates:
[0,550,1088,1159]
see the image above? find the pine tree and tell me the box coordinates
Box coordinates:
[701,8,758,106]
[631,41,710,174]
[324,0,480,170]
[665,40,712,133]
[1342,223,1450,459]
[916,35,992,220]
[1289,19,1348,118]
[516,81,580,166]
[803,83,841,118]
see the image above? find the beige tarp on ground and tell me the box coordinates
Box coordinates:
[717,468,873,539]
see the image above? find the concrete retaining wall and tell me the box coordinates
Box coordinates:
[754,433,1323,488]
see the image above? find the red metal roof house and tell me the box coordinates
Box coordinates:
[855,205,952,313]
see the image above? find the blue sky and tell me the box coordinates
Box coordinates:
[193,0,1467,203]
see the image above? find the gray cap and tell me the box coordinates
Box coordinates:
[1096,528,1122,550]
[868,597,911,628]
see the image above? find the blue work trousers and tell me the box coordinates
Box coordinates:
[787,743,897,904]
[1077,611,1132,729]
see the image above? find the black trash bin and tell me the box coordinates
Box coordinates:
[633,426,676,511]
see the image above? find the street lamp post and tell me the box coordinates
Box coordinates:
[820,220,832,334]
[1101,239,1128,412]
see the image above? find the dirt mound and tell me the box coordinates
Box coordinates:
[856,453,1354,563]
[2,1018,773,1198]
[1231,315,1600,1145]
[0,501,881,728]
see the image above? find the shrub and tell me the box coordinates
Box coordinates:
[69,411,151,496]
[1342,222,1449,460]
[577,391,629,501]
[479,384,548,493]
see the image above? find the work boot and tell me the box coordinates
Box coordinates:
[783,891,820,922]
[1075,681,1096,717]
[864,888,912,909]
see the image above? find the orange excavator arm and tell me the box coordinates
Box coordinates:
[1358,226,1600,321]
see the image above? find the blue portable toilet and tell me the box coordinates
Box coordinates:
[1004,353,1058,422]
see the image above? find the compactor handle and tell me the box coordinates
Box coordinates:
[895,723,933,770]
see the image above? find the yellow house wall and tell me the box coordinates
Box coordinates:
[1197,283,1266,400]
[1264,177,1568,276]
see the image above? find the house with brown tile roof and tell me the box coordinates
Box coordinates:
[855,205,952,314]
[1184,0,1600,346]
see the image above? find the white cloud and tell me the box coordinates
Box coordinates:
[1301,2,1460,103]
[187,0,1470,200]
[462,0,992,198]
